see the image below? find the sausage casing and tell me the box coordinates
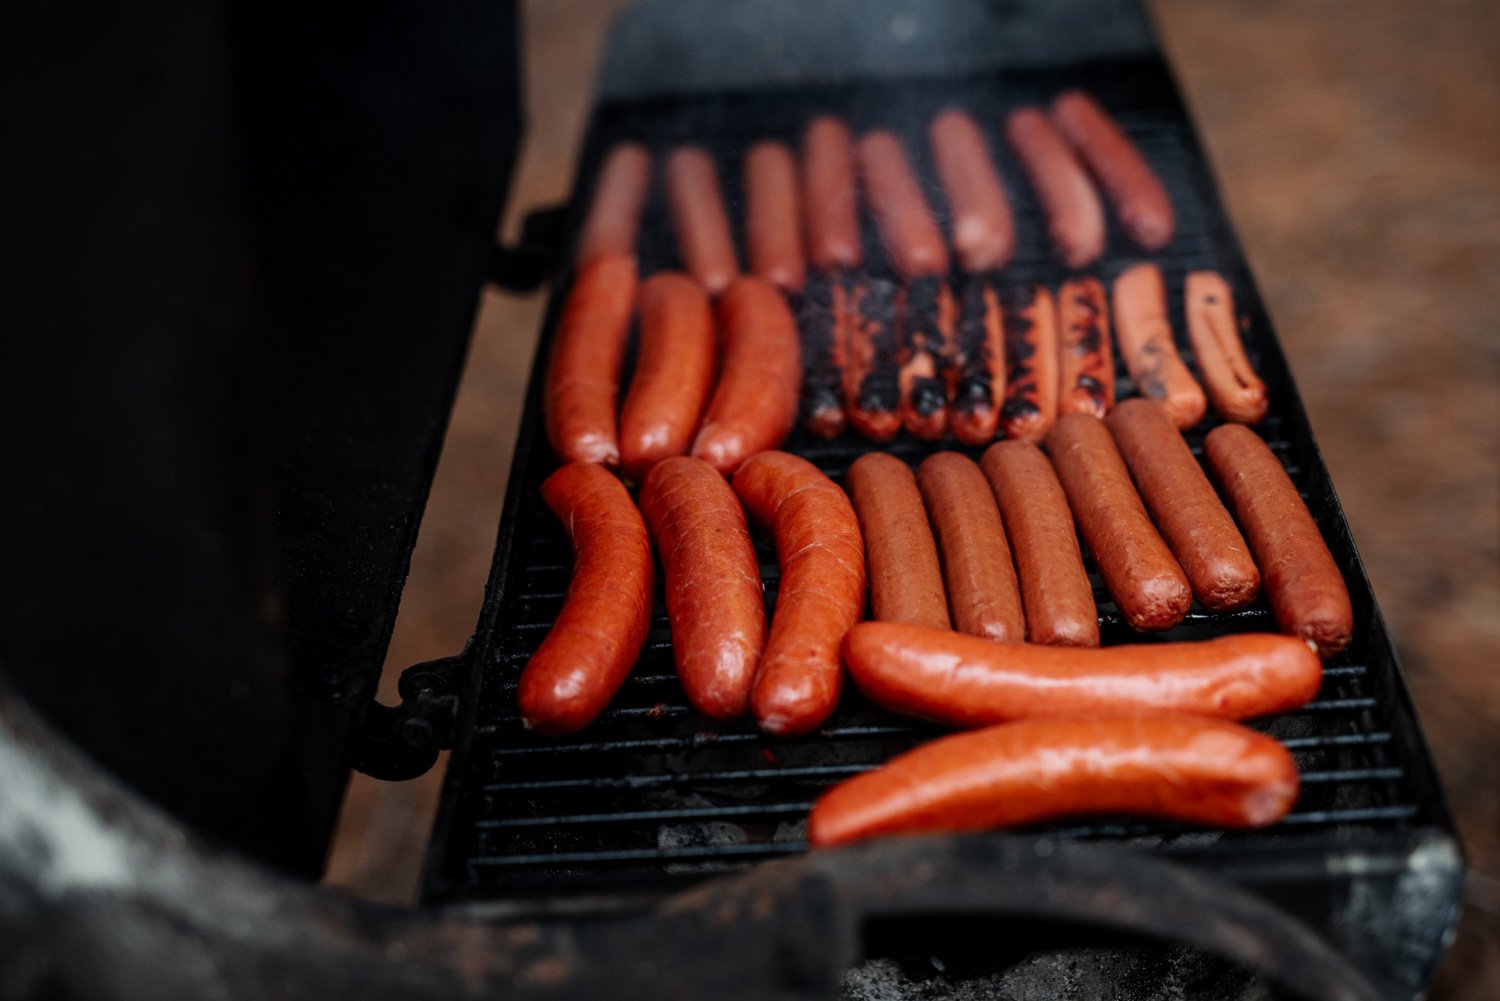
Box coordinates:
[949,277,1005,446]
[801,116,863,271]
[575,142,651,265]
[1005,108,1106,269]
[998,284,1059,444]
[543,253,638,467]
[1185,271,1269,424]
[846,453,950,630]
[665,146,740,295]
[1113,263,1206,429]
[1050,90,1175,251]
[857,130,950,279]
[1056,276,1116,419]
[929,108,1015,272]
[917,453,1025,642]
[619,271,715,482]
[744,140,806,293]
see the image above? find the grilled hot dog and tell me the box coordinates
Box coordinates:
[1113,263,1206,429]
[575,142,652,265]
[798,272,849,439]
[801,116,863,271]
[1056,276,1115,419]
[843,277,903,441]
[1050,91,1175,251]
[1006,108,1106,269]
[929,108,1015,272]
[846,453,950,630]
[858,130,950,280]
[949,277,1005,446]
[666,146,739,295]
[619,271,715,482]
[899,277,956,440]
[1185,271,1269,424]
[999,284,1059,444]
[917,453,1025,642]
[744,140,806,293]
[543,253,637,467]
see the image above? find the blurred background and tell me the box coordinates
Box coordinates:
[322,0,1499,996]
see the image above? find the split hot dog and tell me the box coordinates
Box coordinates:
[1113,263,1206,429]
[1184,271,1269,424]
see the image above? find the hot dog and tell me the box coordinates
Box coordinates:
[665,146,740,295]
[949,277,1005,446]
[998,284,1059,444]
[518,463,653,735]
[801,116,863,271]
[1106,399,1260,611]
[1046,413,1191,632]
[639,456,766,720]
[980,441,1098,647]
[1056,276,1116,419]
[1005,108,1106,269]
[575,142,652,265]
[917,453,1025,642]
[928,108,1015,272]
[732,451,866,736]
[797,272,849,439]
[744,140,806,293]
[898,277,956,440]
[1185,271,1269,424]
[1205,425,1354,656]
[542,253,638,467]
[846,453,950,630]
[1113,263,1207,429]
[619,272,715,482]
[1050,90,1175,251]
[807,714,1300,846]
[857,130,950,280]
[842,277,903,441]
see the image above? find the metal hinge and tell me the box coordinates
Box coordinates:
[489,204,569,292]
[351,654,465,781]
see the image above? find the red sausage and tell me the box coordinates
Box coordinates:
[1050,91,1175,251]
[1056,276,1116,419]
[575,143,651,265]
[842,277,903,441]
[1113,263,1206,429]
[1005,108,1106,269]
[1046,413,1191,632]
[999,284,1059,444]
[542,254,638,467]
[665,146,740,295]
[692,276,802,474]
[744,141,806,293]
[846,453,950,630]
[801,116,863,271]
[928,108,1015,272]
[949,277,1005,446]
[640,457,765,720]
[857,130,950,280]
[1185,271,1269,424]
[898,277,956,440]
[917,453,1025,642]
[619,272,715,483]
[797,271,849,439]
[1205,425,1354,656]
[808,714,1300,846]
[732,452,866,736]
[518,464,653,735]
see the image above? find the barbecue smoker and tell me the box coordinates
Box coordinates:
[0,1,1464,999]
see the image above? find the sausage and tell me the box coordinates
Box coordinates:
[846,453,949,630]
[542,254,638,466]
[619,272,715,482]
[801,116,863,271]
[1046,413,1192,632]
[917,453,1025,641]
[949,277,1005,446]
[980,441,1098,646]
[1106,399,1260,611]
[639,457,766,720]
[692,276,802,474]
[797,271,848,439]
[1005,108,1106,269]
[1056,276,1116,419]
[807,714,1300,846]
[928,108,1015,272]
[842,277,903,441]
[998,284,1059,444]
[1205,424,1354,656]
[575,142,652,265]
[1185,271,1269,424]
[1050,90,1175,251]
[744,141,806,293]
[898,276,956,440]
[1113,263,1207,429]
[518,464,653,735]
[857,130,950,279]
[665,146,740,295]
[732,451,866,736]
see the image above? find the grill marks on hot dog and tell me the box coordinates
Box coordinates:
[1006,108,1107,269]
[619,272,715,483]
[1056,276,1116,419]
[949,278,1005,446]
[743,141,806,293]
[857,130,950,280]
[543,254,638,467]
[842,277,904,442]
[928,108,1015,273]
[898,277,957,440]
[665,146,740,295]
[1050,91,1175,252]
[846,453,950,630]
[1113,263,1207,429]
[801,116,863,272]
[797,272,849,439]
[1185,271,1269,424]
[576,143,652,266]
[998,284,1059,445]
[917,453,1025,642]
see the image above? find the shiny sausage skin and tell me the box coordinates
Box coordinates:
[980,441,1098,646]
[665,146,740,295]
[949,277,1005,446]
[1107,399,1260,611]
[917,453,1025,641]
[1056,276,1116,419]
[1185,271,1269,424]
[692,276,802,474]
[807,714,1300,846]
[898,277,956,440]
[744,141,806,293]
[732,451,866,736]
[801,116,863,271]
[619,272,715,483]
[846,453,950,630]
[1046,413,1192,632]
[1205,425,1354,656]
[928,108,1015,272]
[542,254,638,466]
[797,271,849,439]
[1113,263,1207,429]
[999,284,1059,444]
[575,143,652,265]
[1050,91,1175,251]
[857,130,950,279]
[1005,108,1106,269]
[519,464,653,735]
[640,457,765,720]
[842,277,903,441]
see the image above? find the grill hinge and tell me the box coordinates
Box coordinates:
[350,654,465,781]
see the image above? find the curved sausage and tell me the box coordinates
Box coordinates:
[1056,276,1115,419]
[801,116,863,271]
[842,277,903,441]
[928,108,1015,272]
[898,277,956,440]
[1005,108,1106,269]
[640,457,765,720]
[1107,399,1260,611]
[1205,425,1354,656]
[665,146,739,295]
[518,464,653,735]
[846,453,949,630]
[999,284,1059,444]
[857,130,950,279]
[619,272,715,482]
[1185,271,1269,424]
[542,253,638,467]
[808,714,1300,846]
[797,272,848,439]
[980,441,1098,647]
[692,276,801,474]
[1113,263,1207,429]
[575,142,652,265]
[949,277,1005,446]
[1046,413,1191,632]
[1050,90,1175,251]
[917,452,1024,641]
[732,451,866,736]
[744,140,806,293]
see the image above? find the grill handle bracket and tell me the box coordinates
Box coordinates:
[490,204,570,292]
[350,654,467,781]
